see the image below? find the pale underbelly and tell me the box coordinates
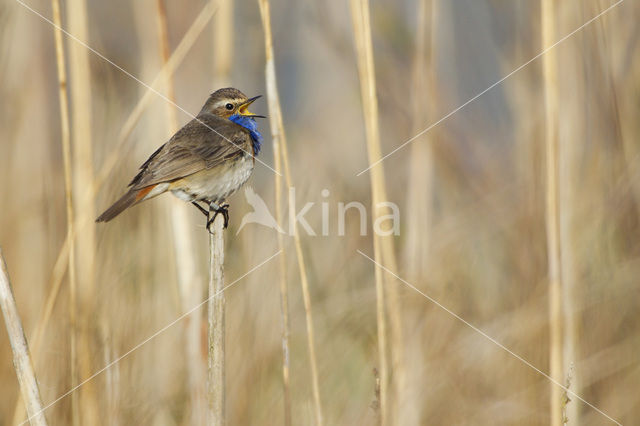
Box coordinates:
[168,155,254,204]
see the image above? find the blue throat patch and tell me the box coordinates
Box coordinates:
[229,114,263,155]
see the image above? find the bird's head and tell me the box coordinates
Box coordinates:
[199,87,265,119]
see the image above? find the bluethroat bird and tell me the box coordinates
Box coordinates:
[96,87,265,230]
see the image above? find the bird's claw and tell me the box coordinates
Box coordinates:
[206,203,230,232]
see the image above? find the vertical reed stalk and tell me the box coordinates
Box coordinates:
[349,0,406,423]
[155,0,178,133]
[0,248,48,426]
[65,0,100,422]
[541,1,564,425]
[560,4,583,424]
[258,1,320,424]
[256,1,293,424]
[50,1,79,424]
[10,233,71,424]
[349,1,387,422]
[155,1,207,422]
[207,2,232,422]
[212,0,232,87]
[207,215,225,425]
[405,0,436,282]
[402,0,437,423]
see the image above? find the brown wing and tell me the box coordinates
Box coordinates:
[129,114,251,190]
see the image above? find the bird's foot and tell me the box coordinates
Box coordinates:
[206,203,230,232]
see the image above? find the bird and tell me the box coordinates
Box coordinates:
[96,87,265,231]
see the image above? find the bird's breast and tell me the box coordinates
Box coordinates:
[169,153,254,204]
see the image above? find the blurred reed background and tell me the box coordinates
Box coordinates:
[1,0,639,424]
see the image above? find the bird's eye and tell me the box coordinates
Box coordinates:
[225,103,234,110]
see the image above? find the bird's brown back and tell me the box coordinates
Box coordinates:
[129,113,253,190]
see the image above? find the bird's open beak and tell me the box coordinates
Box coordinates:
[238,95,266,118]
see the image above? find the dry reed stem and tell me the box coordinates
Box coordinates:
[0,248,48,426]
[402,0,437,423]
[256,1,292,424]
[65,0,100,422]
[155,0,178,132]
[212,0,232,87]
[66,0,94,335]
[207,215,225,425]
[270,92,293,426]
[258,1,321,424]
[10,233,71,425]
[349,2,387,422]
[405,0,436,282]
[207,4,232,422]
[350,0,389,426]
[352,2,406,418]
[155,1,206,422]
[541,1,564,425]
[559,4,584,425]
[50,0,80,424]
[349,0,408,423]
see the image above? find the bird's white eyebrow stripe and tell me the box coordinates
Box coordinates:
[210,97,247,110]
[212,99,234,109]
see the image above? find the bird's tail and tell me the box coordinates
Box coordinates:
[96,185,155,222]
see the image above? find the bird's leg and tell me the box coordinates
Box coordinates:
[206,202,230,232]
[206,203,217,233]
[191,201,209,217]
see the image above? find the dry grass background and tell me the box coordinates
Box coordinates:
[1,0,639,424]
